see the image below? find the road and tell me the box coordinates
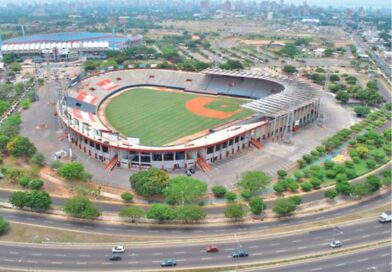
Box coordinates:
[0,190,390,237]
[256,244,391,272]
[0,219,389,271]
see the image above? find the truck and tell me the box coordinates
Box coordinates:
[378,211,392,223]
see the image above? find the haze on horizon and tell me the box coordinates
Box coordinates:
[0,0,390,9]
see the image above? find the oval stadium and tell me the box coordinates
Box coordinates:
[58,68,321,172]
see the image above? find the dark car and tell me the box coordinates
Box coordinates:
[232,249,249,258]
[206,245,219,253]
[109,254,122,261]
[160,259,177,267]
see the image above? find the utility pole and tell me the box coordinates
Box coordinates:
[317,70,328,126]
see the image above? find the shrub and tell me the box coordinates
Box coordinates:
[352,156,361,163]
[64,195,100,219]
[345,169,357,179]
[324,190,337,200]
[294,171,304,180]
[303,169,312,178]
[313,171,325,181]
[146,204,175,221]
[249,197,267,215]
[29,179,43,190]
[289,195,302,205]
[324,160,335,169]
[287,181,299,192]
[336,181,352,196]
[297,159,306,168]
[18,176,31,187]
[310,177,321,189]
[241,190,252,201]
[58,162,91,181]
[334,165,346,174]
[366,159,377,169]
[277,170,288,178]
[50,160,63,169]
[300,182,312,192]
[336,173,348,183]
[365,175,382,192]
[273,198,297,217]
[316,145,326,153]
[310,165,321,172]
[224,202,245,220]
[311,150,320,158]
[0,216,9,235]
[302,154,313,163]
[325,170,337,179]
[225,191,237,202]
[344,161,354,169]
[273,182,286,193]
[212,185,227,198]
[121,192,134,202]
[31,153,45,166]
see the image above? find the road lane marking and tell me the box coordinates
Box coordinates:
[127,261,139,264]
[31,253,42,256]
[3,259,15,262]
[271,243,280,246]
[101,262,112,265]
[76,262,87,265]
[311,268,322,271]
[276,249,286,253]
[55,254,66,257]
[176,259,186,262]
[9,252,19,255]
[148,230,159,233]
[152,253,162,256]
[362,234,371,238]
[291,240,302,243]
[381,253,390,257]
[382,231,390,234]
[297,246,308,249]
[224,248,235,251]
[252,253,263,256]
[248,245,259,249]
[79,254,90,257]
[201,257,212,260]
[175,252,186,254]
[128,253,139,257]
[354,228,364,232]
[336,263,346,267]
[51,262,63,264]
[26,260,37,263]
[358,258,369,262]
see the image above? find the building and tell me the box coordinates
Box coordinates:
[0,32,143,62]
[57,68,321,172]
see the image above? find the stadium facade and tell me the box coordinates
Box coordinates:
[58,68,321,172]
[0,32,142,62]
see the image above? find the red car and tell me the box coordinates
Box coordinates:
[206,245,219,253]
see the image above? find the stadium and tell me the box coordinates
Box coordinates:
[58,68,321,172]
[0,32,143,62]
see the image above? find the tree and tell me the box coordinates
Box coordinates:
[175,205,206,222]
[280,44,300,58]
[310,177,322,189]
[28,191,51,210]
[219,59,244,70]
[365,175,382,192]
[212,185,227,198]
[58,162,91,181]
[249,197,267,215]
[237,171,271,195]
[352,183,371,197]
[9,191,29,208]
[31,153,45,166]
[277,170,288,178]
[324,190,337,200]
[20,99,30,110]
[273,198,297,217]
[329,74,340,82]
[63,196,101,219]
[282,65,297,74]
[0,216,9,235]
[8,62,22,73]
[6,136,36,157]
[146,204,175,221]
[354,106,371,118]
[273,182,286,193]
[121,192,134,202]
[129,168,170,197]
[119,207,145,222]
[225,191,237,202]
[287,180,299,191]
[300,182,312,192]
[29,179,44,190]
[18,176,31,187]
[289,195,302,205]
[336,91,349,103]
[336,181,352,196]
[224,202,245,220]
[163,176,207,205]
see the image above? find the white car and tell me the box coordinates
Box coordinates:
[112,245,125,253]
[329,240,343,248]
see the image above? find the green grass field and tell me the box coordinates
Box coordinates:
[104,88,254,146]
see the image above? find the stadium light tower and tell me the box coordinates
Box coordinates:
[109,17,117,50]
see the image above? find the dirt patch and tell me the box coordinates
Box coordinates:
[185,97,242,120]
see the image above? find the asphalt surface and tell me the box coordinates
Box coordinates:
[0,219,389,271]
[0,190,390,236]
[256,244,391,272]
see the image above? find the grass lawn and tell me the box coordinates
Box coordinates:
[105,88,253,146]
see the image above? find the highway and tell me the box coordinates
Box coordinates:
[0,219,389,271]
[0,190,390,236]
[257,244,391,272]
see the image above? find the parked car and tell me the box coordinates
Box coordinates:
[231,249,249,258]
[329,240,343,248]
[160,259,177,267]
[109,254,122,261]
[206,245,219,253]
[112,245,125,253]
